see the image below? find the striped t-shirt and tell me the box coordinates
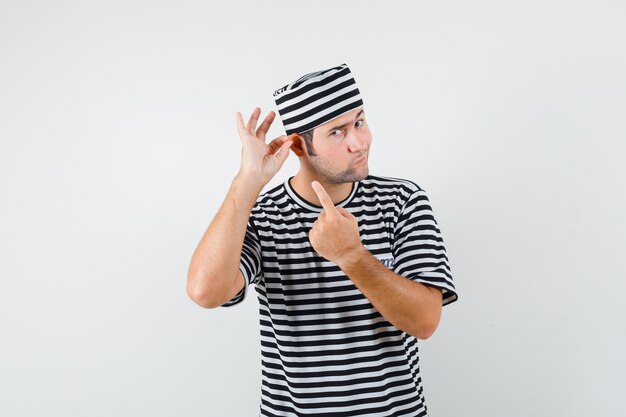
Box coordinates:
[223,174,458,417]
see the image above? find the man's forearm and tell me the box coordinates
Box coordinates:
[187,175,262,307]
[337,247,443,339]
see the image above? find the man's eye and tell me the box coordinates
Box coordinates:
[331,129,343,137]
[355,119,364,127]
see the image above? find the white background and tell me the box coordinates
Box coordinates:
[1,1,625,416]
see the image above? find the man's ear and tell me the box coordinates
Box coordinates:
[289,134,307,157]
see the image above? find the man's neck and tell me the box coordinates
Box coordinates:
[289,172,354,207]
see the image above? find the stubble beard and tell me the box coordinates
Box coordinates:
[309,155,369,184]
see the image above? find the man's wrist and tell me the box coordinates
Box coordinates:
[335,245,370,272]
[229,174,265,209]
[232,172,265,195]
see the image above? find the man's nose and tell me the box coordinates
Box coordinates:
[347,132,368,152]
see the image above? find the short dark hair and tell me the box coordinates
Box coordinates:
[299,129,317,156]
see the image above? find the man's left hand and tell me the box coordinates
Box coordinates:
[308,181,364,265]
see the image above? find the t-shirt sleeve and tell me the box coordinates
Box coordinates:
[392,188,458,306]
[221,219,263,308]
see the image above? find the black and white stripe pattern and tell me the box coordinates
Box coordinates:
[273,63,364,135]
[224,175,458,416]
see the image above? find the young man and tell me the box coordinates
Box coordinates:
[187,64,458,416]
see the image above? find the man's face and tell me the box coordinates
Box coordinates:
[306,107,372,184]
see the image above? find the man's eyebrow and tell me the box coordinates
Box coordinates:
[326,109,365,133]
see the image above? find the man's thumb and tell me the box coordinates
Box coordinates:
[275,140,293,165]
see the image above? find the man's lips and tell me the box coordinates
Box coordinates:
[354,154,367,165]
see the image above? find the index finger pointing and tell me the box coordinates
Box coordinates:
[311,181,338,215]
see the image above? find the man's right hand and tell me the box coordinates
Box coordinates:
[235,107,295,189]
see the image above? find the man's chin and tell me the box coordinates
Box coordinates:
[334,167,369,184]
[313,162,369,184]
[355,163,369,178]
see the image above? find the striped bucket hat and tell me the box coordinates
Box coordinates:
[273,63,364,135]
